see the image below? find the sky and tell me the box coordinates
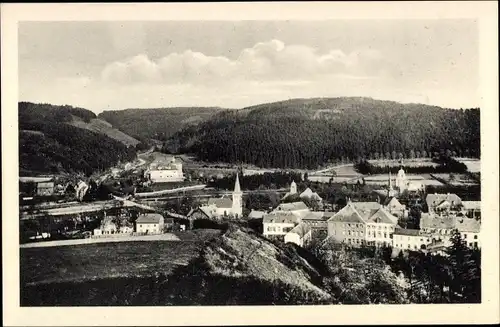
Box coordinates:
[18,20,479,113]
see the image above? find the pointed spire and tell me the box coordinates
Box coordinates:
[234,172,241,194]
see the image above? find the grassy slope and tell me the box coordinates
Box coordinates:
[68,116,140,147]
[20,226,331,305]
[98,107,225,141]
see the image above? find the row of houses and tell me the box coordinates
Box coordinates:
[93,213,174,236]
[262,191,481,254]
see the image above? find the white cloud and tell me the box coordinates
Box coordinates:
[100,40,389,85]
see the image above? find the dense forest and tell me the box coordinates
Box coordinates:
[19,102,137,176]
[98,107,224,141]
[354,155,469,174]
[164,97,480,169]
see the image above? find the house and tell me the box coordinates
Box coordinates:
[420,213,456,240]
[262,212,301,240]
[455,216,481,248]
[392,228,433,251]
[36,181,55,196]
[272,201,311,219]
[326,201,366,247]
[461,201,481,219]
[301,211,334,232]
[248,210,267,219]
[147,157,185,183]
[187,173,243,219]
[299,188,323,204]
[426,193,462,214]
[383,196,407,217]
[284,223,312,247]
[135,213,165,234]
[363,207,398,247]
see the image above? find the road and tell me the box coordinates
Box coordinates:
[313,163,354,175]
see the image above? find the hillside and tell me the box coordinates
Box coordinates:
[165,97,480,169]
[19,102,140,147]
[19,102,137,176]
[20,224,408,305]
[98,107,225,142]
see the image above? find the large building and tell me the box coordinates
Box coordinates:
[135,213,165,234]
[327,202,367,246]
[147,157,185,183]
[425,193,462,214]
[284,223,312,247]
[187,173,243,219]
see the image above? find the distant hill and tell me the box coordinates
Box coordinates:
[19,102,140,147]
[164,97,480,169]
[19,102,137,176]
[98,107,225,142]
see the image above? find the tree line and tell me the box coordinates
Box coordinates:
[164,98,480,169]
[354,155,469,175]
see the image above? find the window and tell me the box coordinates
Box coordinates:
[474,242,478,248]
[384,232,387,238]
[408,244,411,248]
[464,234,467,239]
[469,242,473,247]
[474,235,478,239]
[348,231,351,236]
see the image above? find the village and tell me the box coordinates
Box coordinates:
[19,151,481,260]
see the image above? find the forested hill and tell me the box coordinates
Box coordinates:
[98,107,225,142]
[19,102,137,176]
[164,97,480,169]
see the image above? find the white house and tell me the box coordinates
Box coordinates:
[263,212,301,239]
[392,228,433,251]
[147,157,185,183]
[284,223,312,247]
[299,187,323,204]
[135,213,165,234]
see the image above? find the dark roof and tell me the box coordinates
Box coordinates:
[208,197,233,209]
[393,228,421,236]
[136,213,164,224]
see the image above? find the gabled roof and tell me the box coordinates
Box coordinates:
[299,188,322,201]
[327,203,366,224]
[436,200,451,209]
[420,213,456,230]
[365,208,398,225]
[263,212,300,224]
[248,210,266,219]
[384,197,405,209]
[234,173,241,193]
[455,217,480,233]
[462,201,481,210]
[208,197,233,209]
[276,201,309,211]
[288,223,311,238]
[426,193,462,208]
[136,213,164,224]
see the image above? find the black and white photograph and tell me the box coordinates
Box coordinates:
[2,2,499,326]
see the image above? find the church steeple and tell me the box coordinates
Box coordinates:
[234,172,241,194]
[232,173,242,218]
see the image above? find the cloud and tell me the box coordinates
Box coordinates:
[100,40,389,85]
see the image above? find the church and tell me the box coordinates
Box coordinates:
[187,173,243,220]
[387,162,425,196]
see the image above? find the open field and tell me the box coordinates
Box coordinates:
[20,233,181,249]
[455,158,481,173]
[431,173,479,186]
[20,229,221,286]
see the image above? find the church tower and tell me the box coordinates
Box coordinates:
[290,180,297,195]
[396,163,407,192]
[232,173,243,218]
